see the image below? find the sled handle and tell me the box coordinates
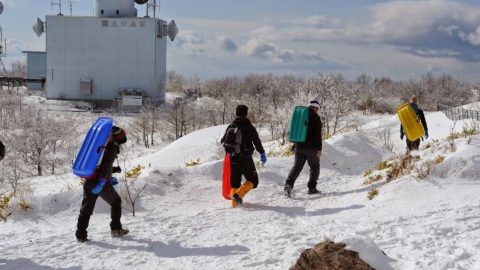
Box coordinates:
[96,146,105,154]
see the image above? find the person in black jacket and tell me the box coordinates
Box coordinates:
[284,100,323,197]
[221,105,266,207]
[400,95,428,152]
[76,126,129,242]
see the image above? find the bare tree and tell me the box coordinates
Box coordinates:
[166,71,185,93]
[118,144,149,217]
[10,61,27,78]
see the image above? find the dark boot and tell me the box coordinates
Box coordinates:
[308,188,320,195]
[76,231,89,243]
[232,193,243,207]
[284,184,292,198]
[111,228,129,237]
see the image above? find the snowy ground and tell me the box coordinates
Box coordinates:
[1,108,480,270]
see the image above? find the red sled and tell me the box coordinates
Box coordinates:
[222,153,231,200]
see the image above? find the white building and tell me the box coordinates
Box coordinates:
[38,0,177,109]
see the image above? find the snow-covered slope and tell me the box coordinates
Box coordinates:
[1,109,480,270]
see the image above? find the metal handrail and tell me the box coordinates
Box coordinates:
[438,103,480,121]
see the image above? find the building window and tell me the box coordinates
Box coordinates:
[116,10,119,15]
[101,9,104,15]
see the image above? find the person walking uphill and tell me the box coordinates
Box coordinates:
[221,105,267,207]
[76,126,129,242]
[400,95,428,152]
[284,100,323,197]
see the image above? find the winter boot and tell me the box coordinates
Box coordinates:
[232,193,243,208]
[284,184,292,198]
[111,228,129,237]
[75,231,89,243]
[236,181,254,199]
[76,235,89,243]
[308,188,320,195]
[230,188,239,207]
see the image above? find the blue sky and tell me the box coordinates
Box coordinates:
[2,0,480,81]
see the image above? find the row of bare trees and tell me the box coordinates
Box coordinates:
[157,71,478,144]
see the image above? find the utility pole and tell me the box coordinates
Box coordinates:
[51,0,63,16]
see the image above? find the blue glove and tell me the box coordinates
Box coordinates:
[425,130,429,139]
[111,177,119,186]
[92,179,107,195]
[260,152,267,165]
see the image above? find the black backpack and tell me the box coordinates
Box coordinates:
[223,125,243,154]
[0,140,4,161]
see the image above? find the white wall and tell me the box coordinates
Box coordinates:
[46,16,167,103]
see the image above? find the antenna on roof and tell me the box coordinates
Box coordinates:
[145,0,160,18]
[0,24,7,73]
[68,0,74,16]
[51,0,63,16]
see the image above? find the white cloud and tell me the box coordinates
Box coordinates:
[459,26,480,46]
[6,39,25,57]
[219,36,237,52]
[173,31,209,57]
[294,15,340,27]
[239,38,324,63]
[239,39,278,60]
[243,1,480,62]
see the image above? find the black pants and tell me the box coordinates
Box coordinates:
[230,153,259,189]
[406,139,420,151]
[76,180,122,238]
[285,148,320,189]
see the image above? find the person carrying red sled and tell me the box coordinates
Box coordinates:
[221,105,266,207]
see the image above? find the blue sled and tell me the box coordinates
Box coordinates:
[73,117,113,178]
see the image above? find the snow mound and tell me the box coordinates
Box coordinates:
[434,135,480,180]
[139,125,227,174]
[322,132,393,175]
[460,102,480,111]
[339,236,395,270]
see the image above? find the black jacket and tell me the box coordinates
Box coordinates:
[400,107,428,137]
[221,117,265,155]
[296,108,323,151]
[96,140,119,180]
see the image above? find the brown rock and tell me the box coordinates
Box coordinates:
[290,241,375,270]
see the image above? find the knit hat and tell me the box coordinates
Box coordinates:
[308,100,320,109]
[236,105,248,117]
[410,95,418,104]
[112,126,127,145]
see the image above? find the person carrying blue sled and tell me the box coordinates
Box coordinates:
[76,126,129,242]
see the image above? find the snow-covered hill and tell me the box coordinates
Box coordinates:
[1,109,480,270]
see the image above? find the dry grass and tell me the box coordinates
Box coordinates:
[126,165,145,178]
[363,175,383,185]
[363,169,373,177]
[433,155,445,165]
[185,158,201,167]
[267,143,294,158]
[376,160,393,171]
[0,194,12,221]
[368,189,379,200]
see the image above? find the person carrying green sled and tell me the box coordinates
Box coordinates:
[400,95,428,152]
[284,100,323,197]
[76,126,129,242]
[221,105,267,207]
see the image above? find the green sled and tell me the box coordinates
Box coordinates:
[289,106,309,143]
